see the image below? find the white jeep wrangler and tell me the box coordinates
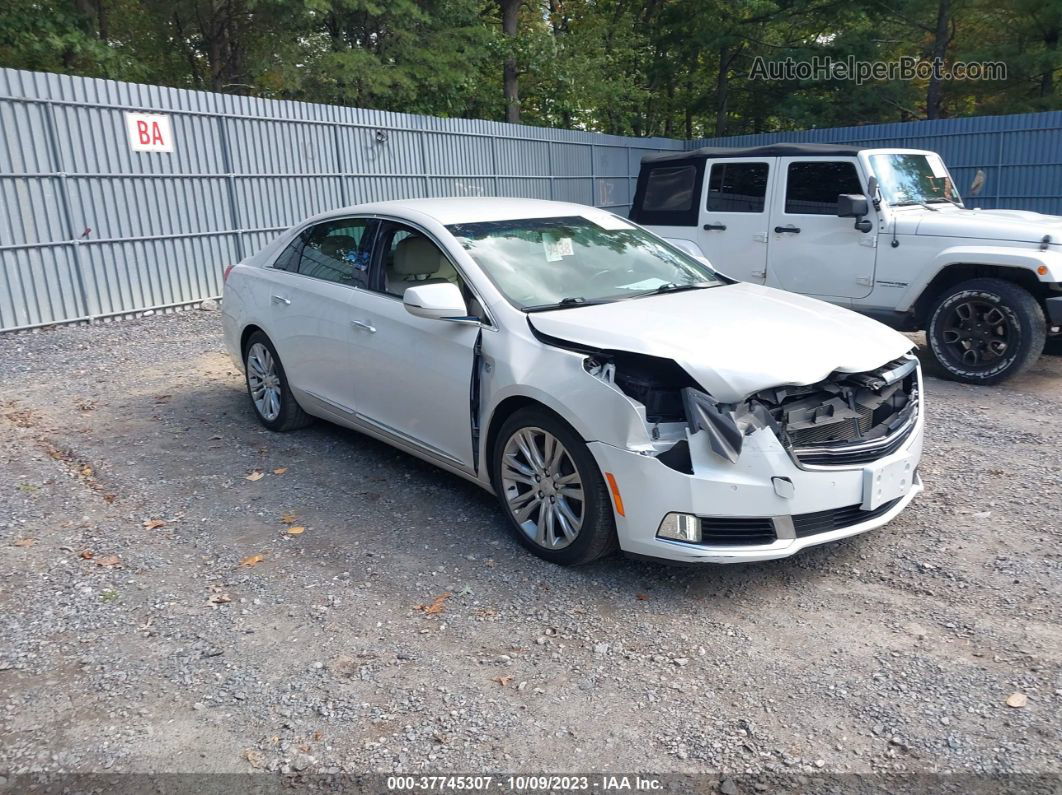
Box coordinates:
[630,143,1062,384]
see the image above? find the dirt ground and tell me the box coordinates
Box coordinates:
[0,310,1059,781]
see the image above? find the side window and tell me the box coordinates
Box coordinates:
[785,161,863,215]
[643,166,697,213]
[297,218,372,287]
[706,162,769,213]
[375,223,463,301]
[272,237,303,272]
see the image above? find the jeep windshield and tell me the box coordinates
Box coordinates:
[447,215,722,312]
[870,153,964,208]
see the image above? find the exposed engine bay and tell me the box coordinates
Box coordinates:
[583,348,919,469]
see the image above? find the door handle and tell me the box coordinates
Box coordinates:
[270,294,291,305]
[702,223,727,231]
[774,226,801,234]
[351,320,376,333]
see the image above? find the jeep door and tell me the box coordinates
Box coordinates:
[697,158,774,284]
[766,157,878,301]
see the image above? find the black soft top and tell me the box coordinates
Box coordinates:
[642,142,866,164]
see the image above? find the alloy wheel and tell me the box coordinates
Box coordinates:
[940,299,1012,368]
[247,342,282,421]
[500,427,585,550]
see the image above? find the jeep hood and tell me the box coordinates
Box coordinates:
[912,206,1062,246]
[528,282,914,403]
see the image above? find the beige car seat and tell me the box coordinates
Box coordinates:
[386,236,457,296]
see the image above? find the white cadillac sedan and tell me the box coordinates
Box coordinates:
[222,198,924,565]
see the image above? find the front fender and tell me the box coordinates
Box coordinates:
[897,245,1062,311]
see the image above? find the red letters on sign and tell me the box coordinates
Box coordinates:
[135,119,166,146]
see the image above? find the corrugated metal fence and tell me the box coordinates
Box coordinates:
[0,67,683,332]
[692,111,1062,215]
[2,65,1060,333]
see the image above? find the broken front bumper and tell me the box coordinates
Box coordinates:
[588,397,924,564]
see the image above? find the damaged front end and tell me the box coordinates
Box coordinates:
[582,345,919,471]
[750,355,920,467]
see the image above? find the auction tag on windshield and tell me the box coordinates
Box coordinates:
[582,209,634,231]
[928,156,948,179]
[543,234,574,262]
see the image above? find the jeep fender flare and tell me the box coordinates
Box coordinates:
[897,246,1062,313]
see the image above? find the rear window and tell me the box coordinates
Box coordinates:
[631,161,705,226]
[642,166,697,213]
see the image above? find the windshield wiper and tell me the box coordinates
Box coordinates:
[926,196,964,207]
[894,200,938,211]
[524,296,614,312]
[637,281,715,297]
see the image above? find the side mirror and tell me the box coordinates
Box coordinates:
[969,169,986,197]
[402,282,472,322]
[837,194,870,218]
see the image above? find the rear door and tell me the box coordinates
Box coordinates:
[766,158,878,301]
[262,217,374,414]
[697,158,773,283]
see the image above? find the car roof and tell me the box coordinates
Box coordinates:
[321,197,609,226]
[642,142,868,164]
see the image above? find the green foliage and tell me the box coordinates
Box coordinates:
[0,0,1057,134]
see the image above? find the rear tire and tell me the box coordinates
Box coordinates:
[925,278,1045,385]
[243,331,312,432]
[491,407,618,565]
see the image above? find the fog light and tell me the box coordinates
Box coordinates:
[657,512,701,543]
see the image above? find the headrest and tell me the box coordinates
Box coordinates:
[393,236,447,277]
[319,235,357,258]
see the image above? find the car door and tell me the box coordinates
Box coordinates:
[766,157,878,301]
[342,220,482,471]
[260,217,375,414]
[697,158,773,283]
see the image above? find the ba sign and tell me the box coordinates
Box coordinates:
[125,112,174,153]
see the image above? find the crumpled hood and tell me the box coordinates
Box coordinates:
[913,206,1062,245]
[528,282,914,403]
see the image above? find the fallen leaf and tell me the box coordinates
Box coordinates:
[286,526,305,535]
[208,592,232,605]
[280,513,298,524]
[492,675,513,687]
[143,518,167,529]
[13,538,35,548]
[242,749,265,768]
[154,394,172,403]
[1006,692,1028,708]
[273,467,288,475]
[240,554,266,567]
[80,465,94,478]
[636,593,650,601]
[103,494,117,504]
[94,554,121,568]
[312,730,323,741]
[245,470,265,482]
[416,592,452,616]
[80,549,94,560]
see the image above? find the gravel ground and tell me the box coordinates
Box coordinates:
[0,309,1059,779]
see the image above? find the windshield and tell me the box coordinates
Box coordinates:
[446,214,722,311]
[870,153,963,207]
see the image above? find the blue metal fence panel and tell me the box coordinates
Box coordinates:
[688,112,1062,214]
[2,63,1059,333]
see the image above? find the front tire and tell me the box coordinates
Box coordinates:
[926,278,1045,385]
[491,408,618,565]
[243,331,312,432]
